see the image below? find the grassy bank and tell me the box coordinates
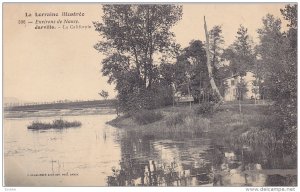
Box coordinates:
[108,103,276,139]
[108,103,297,168]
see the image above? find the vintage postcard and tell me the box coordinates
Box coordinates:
[3,2,297,189]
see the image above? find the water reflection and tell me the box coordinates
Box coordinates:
[4,115,296,186]
[107,155,212,186]
[108,131,297,186]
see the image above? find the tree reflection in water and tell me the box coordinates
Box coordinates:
[107,131,297,186]
[107,155,213,186]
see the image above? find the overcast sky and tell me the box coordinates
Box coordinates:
[3,3,290,102]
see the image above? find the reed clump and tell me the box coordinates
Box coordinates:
[27,119,81,130]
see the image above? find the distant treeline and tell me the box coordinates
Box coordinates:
[6,99,116,112]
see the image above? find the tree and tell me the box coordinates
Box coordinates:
[203,17,223,103]
[209,25,225,69]
[94,5,183,112]
[185,40,208,103]
[226,25,256,76]
[159,62,175,87]
[223,25,256,100]
[173,54,191,94]
[173,40,209,103]
[257,14,284,100]
[280,4,297,155]
[99,90,109,100]
[209,25,228,96]
[152,62,176,107]
[280,4,297,28]
[257,5,297,156]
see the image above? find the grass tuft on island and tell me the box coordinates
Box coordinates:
[27,119,82,130]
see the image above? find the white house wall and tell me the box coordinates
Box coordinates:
[224,72,260,101]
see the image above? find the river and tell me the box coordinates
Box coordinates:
[4,114,297,186]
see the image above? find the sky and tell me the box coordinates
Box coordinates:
[3,3,290,103]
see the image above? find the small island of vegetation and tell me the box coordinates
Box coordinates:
[27,119,82,130]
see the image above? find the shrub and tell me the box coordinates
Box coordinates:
[52,119,81,128]
[133,110,163,125]
[117,83,174,115]
[194,102,214,116]
[166,113,186,128]
[28,119,81,130]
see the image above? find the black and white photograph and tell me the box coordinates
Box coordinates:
[2,2,298,190]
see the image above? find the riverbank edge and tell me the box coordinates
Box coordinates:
[106,104,275,139]
[107,103,297,171]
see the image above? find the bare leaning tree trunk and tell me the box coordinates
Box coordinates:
[203,16,224,108]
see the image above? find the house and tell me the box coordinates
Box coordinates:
[223,71,260,101]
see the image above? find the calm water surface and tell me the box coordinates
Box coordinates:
[4,114,296,186]
[4,114,121,186]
